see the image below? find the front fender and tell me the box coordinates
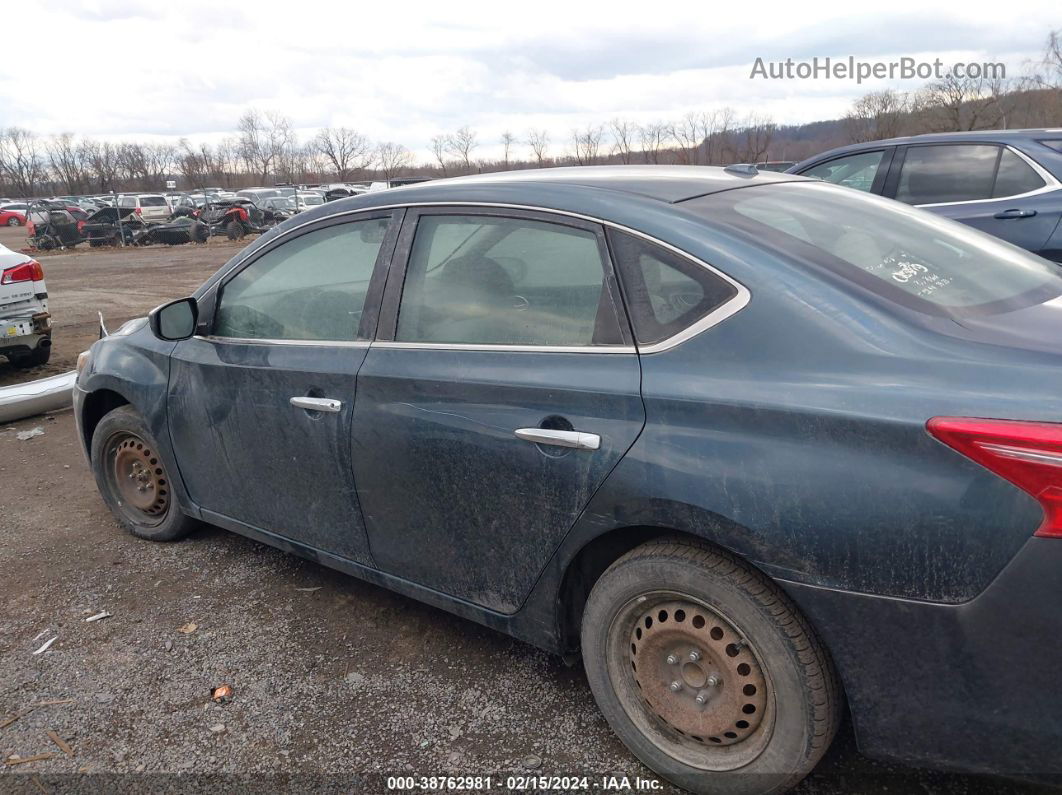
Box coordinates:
[76,327,198,518]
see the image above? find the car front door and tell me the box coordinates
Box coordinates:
[351,207,645,613]
[167,211,400,564]
[889,143,1062,255]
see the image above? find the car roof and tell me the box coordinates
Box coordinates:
[793,129,1062,166]
[386,165,807,204]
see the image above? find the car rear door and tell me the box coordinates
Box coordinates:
[167,210,401,564]
[350,207,645,613]
[886,143,1062,255]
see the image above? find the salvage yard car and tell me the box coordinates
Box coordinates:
[789,129,1062,261]
[0,243,50,367]
[75,166,1062,794]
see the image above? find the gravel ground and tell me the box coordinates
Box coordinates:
[0,229,1050,794]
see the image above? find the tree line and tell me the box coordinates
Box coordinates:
[1,30,1059,199]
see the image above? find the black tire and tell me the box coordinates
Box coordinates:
[191,221,209,244]
[581,539,840,795]
[11,342,51,368]
[226,220,244,241]
[6,216,20,226]
[90,405,197,542]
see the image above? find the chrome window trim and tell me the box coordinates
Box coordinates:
[914,145,1060,208]
[372,341,637,354]
[213,201,749,355]
[194,335,370,348]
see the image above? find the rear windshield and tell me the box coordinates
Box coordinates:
[140,196,167,207]
[683,182,1062,317]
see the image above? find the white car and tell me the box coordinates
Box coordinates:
[118,194,171,223]
[0,243,51,367]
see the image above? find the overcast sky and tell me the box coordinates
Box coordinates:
[3,0,1059,159]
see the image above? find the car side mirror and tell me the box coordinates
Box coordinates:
[149,297,198,341]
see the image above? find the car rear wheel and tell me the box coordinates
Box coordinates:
[581,539,840,795]
[226,220,245,240]
[90,405,197,542]
[6,217,20,226]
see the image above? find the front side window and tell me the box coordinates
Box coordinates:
[802,150,884,192]
[395,214,624,346]
[214,217,390,341]
[895,144,999,204]
[608,230,738,345]
[684,182,1061,317]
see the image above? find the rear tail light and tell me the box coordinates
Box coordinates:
[1,260,45,285]
[134,207,142,214]
[928,417,1062,538]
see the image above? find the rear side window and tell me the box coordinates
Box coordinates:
[119,196,135,207]
[608,229,737,346]
[214,217,390,341]
[993,149,1045,197]
[895,144,998,204]
[684,182,1062,317]
[395,214,624,347]
[802,151,884,192]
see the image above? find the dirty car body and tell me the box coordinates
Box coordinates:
[75,167,1062,791]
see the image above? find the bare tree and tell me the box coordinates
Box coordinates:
[608,118,635,164]
[0,128,46,196]
[500,131,516,168]
[313,127,373,181]
[237,109,294,182]
[669,112,704,164]
[639,122,667,164]
[914,74,1004,131]
[527,129,550,166]
[430,135,450,176]
[48,133,88,194]
[376,142,412,180]
[572,124,604,165]
[738,114,776,162]
[844,89,910,143]
[700,108,735,165]
[445,126,478,172]
[82,140,121,192]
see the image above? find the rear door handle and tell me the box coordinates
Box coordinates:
[290,396,342,413]
[514,428,600,450]
[994,208,1037,219]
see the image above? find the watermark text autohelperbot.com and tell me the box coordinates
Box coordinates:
[749,56,1006,83]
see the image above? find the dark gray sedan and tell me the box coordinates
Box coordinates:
[75,167,1062,794]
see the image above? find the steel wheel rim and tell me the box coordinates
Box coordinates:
[107,432,170,525]
[606,591,776,771]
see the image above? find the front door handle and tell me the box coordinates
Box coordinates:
[514,428,600,450]
[290,396,342,413]
[994,208,1037,219]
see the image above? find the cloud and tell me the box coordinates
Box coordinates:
[1,0,1058,160]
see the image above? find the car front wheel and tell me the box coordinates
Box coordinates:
[6,216,20,226]
[581,539,841,795]
[90,405,197,542]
